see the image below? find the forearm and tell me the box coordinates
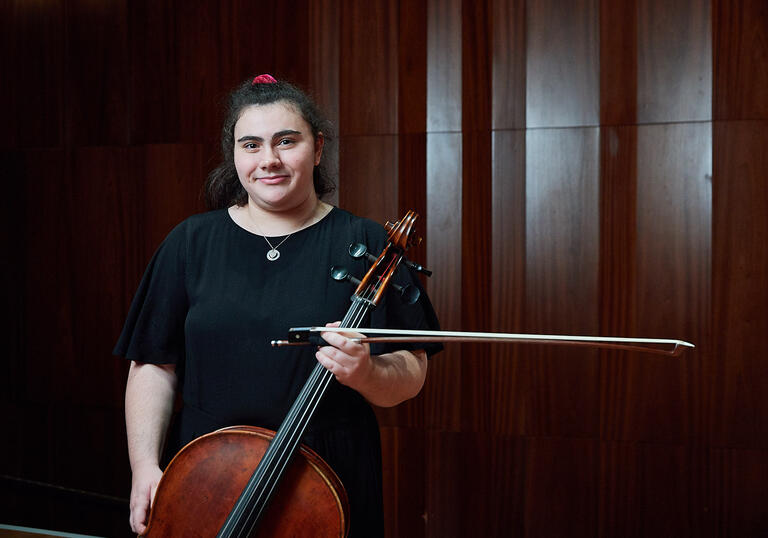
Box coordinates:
[125,361,177,471]
[358,349,428,408]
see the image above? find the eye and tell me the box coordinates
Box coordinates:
[277,138,295,146]
[243,142,259,150]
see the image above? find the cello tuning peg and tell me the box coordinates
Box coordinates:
[348,243,377,263]
[392,283,420,304]
[330,266,361,286]
[404,259,432,277]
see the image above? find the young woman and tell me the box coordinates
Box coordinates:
[115,75,441,537]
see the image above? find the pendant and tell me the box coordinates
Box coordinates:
[266,248,280,261]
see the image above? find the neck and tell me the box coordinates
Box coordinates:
[239,195,327,236]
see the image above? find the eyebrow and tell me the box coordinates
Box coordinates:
[236,129,303,143]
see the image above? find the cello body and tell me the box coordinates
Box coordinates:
[142,426,349,537]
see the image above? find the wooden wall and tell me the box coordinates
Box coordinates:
[1,0,767,536]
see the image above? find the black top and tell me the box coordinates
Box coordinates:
[114,207,441,537]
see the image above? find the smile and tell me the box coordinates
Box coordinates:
[257,175,289,184]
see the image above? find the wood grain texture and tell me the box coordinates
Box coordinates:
[468,130,527,436]
[492,0,526,129]
[598,442,712,538]
[380,427,427,538]
[708,447,768,535]
[630,122,711,442]
[309,0,340,206]
[524,127,600,437]
[711,120,768,448]
[175,1,224,145]
[23,149,76,404]
[339,0,398,135]
[128,1,179,144]
[598,126,639,439]
[599,0,638,125]
[713,0,768,120]
[427,431,526,538]
[0,151,26,403]
[636,0,712,123]
[65,0,130,146]
[398,0,428,135]
[526,0,600,128]
[427,0,461,132]
[338,135,398,226]
[525,437,598,537]
[4,0,63,148]
[424,133,462,431]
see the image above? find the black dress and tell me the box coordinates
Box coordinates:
[114,207,441,537]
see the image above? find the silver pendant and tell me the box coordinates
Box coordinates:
[266,248,280,261]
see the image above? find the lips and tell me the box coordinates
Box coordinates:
[257,175,289,185]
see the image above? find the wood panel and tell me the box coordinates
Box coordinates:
[630,123,711,442]
[339,0,398,135]
[380,427,427,538]
[338,135,398,226]
[709,447,768,535]
[427,431,526,538]
[175,1,224,145]
[141,144,209,255]
[427,0,461,132]
[713,0,768,120]
[525,437,598,537]
[470,130,527,436]
[524,127,600,437]
[598,125,639,438]
[636,0,712,123]
[23,149,74,404]
[398,0,428,135]
[711,120,768,448]
[0,151,26,402]
[526,0,600,128]
[424,133,462,430]
[599,0,638,125]
[598,442,711,538]
[492,0,526,129]
[64,0,130,146]
[69,147,145,407]
[3,0,63,149]
[309,0,341,206]
[128,1,179,144]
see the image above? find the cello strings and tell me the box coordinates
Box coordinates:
[231,281,381,535]
[241,222,413,531]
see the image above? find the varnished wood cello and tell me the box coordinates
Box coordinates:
[139,210,424,537]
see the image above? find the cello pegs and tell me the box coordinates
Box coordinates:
[348,243,378,263]
[330,266,361,286]
[403,259,432,277]
[391,283,420,304]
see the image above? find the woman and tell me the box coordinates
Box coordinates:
[114,74,441,536]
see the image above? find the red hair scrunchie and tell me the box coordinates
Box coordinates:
[252,74,278,85]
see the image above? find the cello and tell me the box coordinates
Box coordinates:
[139,210,425,537]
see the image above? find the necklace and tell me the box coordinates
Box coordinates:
[263,234,291,261]
[249,205,319,262]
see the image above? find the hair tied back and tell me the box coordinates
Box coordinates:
[252,74,278,85]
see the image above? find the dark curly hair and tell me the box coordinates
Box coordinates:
[204,77,335,209]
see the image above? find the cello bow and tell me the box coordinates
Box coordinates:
[273,327,695,357]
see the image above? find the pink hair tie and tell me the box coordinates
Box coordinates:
[252,74,278,85]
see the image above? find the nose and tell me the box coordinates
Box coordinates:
[259,146,281,169]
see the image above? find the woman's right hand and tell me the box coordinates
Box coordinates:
[129,463,164,535]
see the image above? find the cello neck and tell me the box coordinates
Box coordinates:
[217,210,421,537]
[217,297,372,537]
